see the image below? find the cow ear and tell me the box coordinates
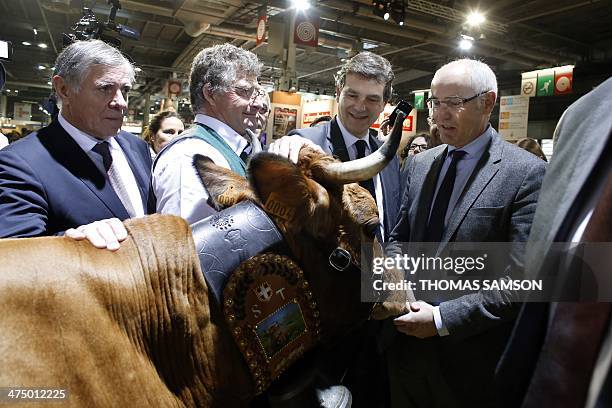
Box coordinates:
[193,154,253,210]
[247,153,311,226]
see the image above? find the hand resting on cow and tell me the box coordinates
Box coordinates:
[67,134,324,250]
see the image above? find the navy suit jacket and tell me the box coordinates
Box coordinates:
[289,120,402,241]
[0,120,154,237]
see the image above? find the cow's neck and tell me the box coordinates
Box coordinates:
[116,216,255,406]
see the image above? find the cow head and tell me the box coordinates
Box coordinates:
[193,113,405,345]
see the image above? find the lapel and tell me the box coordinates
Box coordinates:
[328,117,350,162]
[115,133,149,210]
[411,147,447,242]
[40,121,130,219]
[438,134,502,251]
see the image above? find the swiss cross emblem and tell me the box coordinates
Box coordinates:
[254,282,273,302]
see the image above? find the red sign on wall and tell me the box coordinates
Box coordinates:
[293,13,319,48]
[554,71,573,95]
[256,15,267,46]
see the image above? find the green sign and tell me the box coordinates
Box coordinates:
[536,73,554,96]
[414,92,424,110]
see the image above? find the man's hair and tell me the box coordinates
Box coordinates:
[189,44,261,112]
[335,51,394,101]
[432,59,498,101]
[53,39,134,93]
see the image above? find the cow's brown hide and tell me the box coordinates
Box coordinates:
[0,215,253,407]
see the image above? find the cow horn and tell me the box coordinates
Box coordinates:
[245,128,262,155]
[317,111,406,184]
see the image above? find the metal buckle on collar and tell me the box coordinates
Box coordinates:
[329,247,352,271]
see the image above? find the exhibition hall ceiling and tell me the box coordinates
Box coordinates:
[1,0,611,108]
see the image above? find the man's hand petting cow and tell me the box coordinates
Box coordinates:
[0,114,408,407]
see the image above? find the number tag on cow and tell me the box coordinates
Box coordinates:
[217,185,240,207]
[224,253,320,395]
[264,193,296,222]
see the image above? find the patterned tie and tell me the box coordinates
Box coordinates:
[424,150,466,242]
[355,139,377,202]
[524,173,612,408]
[91,141,136,218]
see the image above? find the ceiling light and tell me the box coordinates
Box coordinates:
[37,65,46,70]
[14,90,18,93]
[291,0,310,11]
[466,11,485,26]
[383,12,390,20]
[33,28,38,35]
[47,81,52,85]
[459,37,473,50]
[22,41,31,46]
[37,43,48,49]
[134,67,142,72]
[399,21,404,26]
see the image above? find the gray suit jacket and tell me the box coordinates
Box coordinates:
[388,129,547,405]
[289,120,402,241]
[497,76,612,408]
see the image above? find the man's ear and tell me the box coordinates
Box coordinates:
[483,91,497,114]
[202,85,216,107]
[193,154,253,210]
[52,75,71,101]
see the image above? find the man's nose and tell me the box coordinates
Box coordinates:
[110,90,128,109]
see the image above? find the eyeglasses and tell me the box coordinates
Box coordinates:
[409,143,428,150]
[231,85,267,101]
[426,90,489,111]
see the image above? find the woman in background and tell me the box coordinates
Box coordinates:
[516,137,548,162]
[143,111,185,158]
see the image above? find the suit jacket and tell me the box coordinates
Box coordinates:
[289,119,402,241]
[0,120,154,237]
[496,77,612,408]
[387,129,547,405]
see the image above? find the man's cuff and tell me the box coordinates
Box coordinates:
[433,306,449,336]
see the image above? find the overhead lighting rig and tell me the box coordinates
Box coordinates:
[372,1,406,25]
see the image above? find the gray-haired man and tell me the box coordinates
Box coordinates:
[0,39,154,239]
[153,43,312,223]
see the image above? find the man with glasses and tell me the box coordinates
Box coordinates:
[384,59,546,407]
[152,44,311,223]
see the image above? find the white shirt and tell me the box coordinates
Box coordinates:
[152,114,248,224]
[0,133,8,149]
[58,113,145,217]
[337,117,386,241]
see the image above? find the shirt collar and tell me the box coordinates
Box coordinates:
[336,115,370,151]
[447,124,492,158]
[58,113,119,152]
[195,113,248,154]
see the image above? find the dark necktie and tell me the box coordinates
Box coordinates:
[355,139,376,201]
[524,173,612,408]
[424,150,466,242]
[92,141,113,172]
[91,141,136,217]
[239,143,251,164]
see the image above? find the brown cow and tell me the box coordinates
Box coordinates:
[0,114,408,407]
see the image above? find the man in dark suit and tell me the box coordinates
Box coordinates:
[289,51,401,241]
[385,59,546,407]
[496,76,612,408]
[0,40,153,245]
[287,51,401,407]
